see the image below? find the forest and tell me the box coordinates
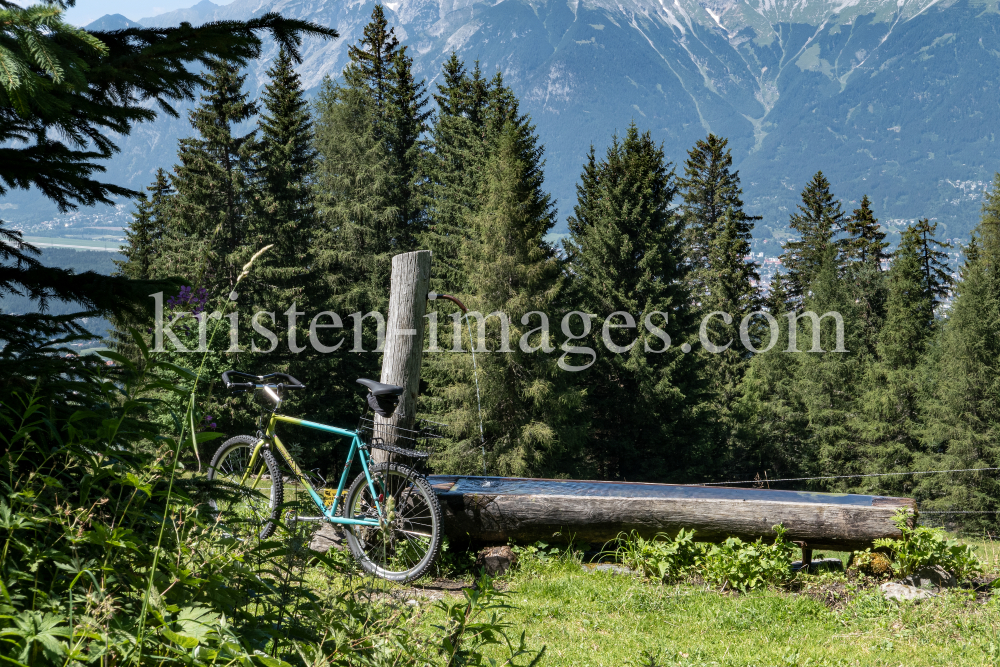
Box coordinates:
[99,7,997,529]
[3,3,1000,665]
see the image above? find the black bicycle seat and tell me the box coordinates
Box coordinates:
[356,378,405,397]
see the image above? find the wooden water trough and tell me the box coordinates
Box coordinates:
[427,476,916,552]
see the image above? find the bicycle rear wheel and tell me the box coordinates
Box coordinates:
[207,435,283,540]
[343,462,442,582]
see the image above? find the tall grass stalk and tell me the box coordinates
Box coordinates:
[133,246,271,665]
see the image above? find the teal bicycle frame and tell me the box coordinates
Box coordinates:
[239,409,383,527]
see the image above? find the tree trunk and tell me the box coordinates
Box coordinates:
[427,475,917,551]
[373,250,432,463]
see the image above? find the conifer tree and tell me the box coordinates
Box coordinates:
[337,4,429,246]
[565,124,702,481]
[843,195,889,356]
[780,172,846,302]
[250,47,317,307]
[678,134,761,298]
[795,246,866,488]
[700,208,761,395]
[313,5,428,311]
[879,227,934,368]
[427,125,584,477]
[844,195,889,268]
[313,75,395,316]
[978,173,1000,267]
[913,218,953,310]
[116,169,172,280]
[423,55,491,294]
[163,59,257,291]
[848,226,930,494]
[918,249,1000,526]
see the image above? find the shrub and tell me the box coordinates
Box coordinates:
[873,511,983,580]
[701,525,797,592]
[613,529,707,583]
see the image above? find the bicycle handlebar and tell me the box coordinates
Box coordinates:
[222,370,306,392]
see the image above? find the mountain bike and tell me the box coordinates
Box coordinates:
[207,370,443,583]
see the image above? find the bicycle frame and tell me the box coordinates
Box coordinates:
[239,411,383,527]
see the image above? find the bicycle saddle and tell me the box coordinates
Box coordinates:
[356,378,405,397]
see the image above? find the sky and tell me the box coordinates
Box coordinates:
[60,0,233,27]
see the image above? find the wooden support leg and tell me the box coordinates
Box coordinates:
[801,547,813,573]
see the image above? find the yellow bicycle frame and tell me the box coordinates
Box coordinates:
[239,411,383,527]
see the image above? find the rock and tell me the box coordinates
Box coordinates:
[791,558,843,573]
[901,565,957,590]
[476,545,518,575]
[880,582,936,602]
[580,563,635,576]
[308,522,346,553]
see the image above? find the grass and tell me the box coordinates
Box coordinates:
[389,539,1000,667]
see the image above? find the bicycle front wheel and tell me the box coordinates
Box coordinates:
[343,462,442,582]
[207,435,283,540]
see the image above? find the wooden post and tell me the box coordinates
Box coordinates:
[374,250,432,464]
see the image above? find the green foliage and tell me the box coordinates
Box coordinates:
[611,526,796,592]
[779,171,846,304]
[430,576,545,666]
[426,123,584,477]
[564,123,702,481]
[843,195,890,269]
[701,526,797,593]
[0,336,539,666]
[117,169,172,281]
[873,512,983,580]
[613,529,706,583]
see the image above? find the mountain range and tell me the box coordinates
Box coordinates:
[4,0,999,251]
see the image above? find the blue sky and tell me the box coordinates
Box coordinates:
[60,0,233,27]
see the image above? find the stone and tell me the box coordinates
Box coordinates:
[880,582,936,602]
[476,545,518,575]
[580,563,635,576]
[791,558,843,573]
[901,565,957,590]
[308,522,346,553]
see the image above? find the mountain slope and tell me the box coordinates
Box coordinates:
[4,0,996,248]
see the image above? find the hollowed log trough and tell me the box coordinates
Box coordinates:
[427,476,916,551]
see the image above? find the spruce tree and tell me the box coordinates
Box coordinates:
[313,75,396,316]
[976,172,1000,267]
[843,195,889,356]
[564,124,702,481]
[422,55,491,294]
[848,226,930,495]
[678,134,761,298]
[249,46,317,311]
[879,227,934,368]
[337,4,429,248]
[913,218,953,310]
[795,246,866,490]
[313,5,428,311]
[426,125,584,477]
[116,169,172,280]
[163,59,257,291]
[844,195,889,268]
[918,251,1000,527]
[779,172,846,302]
